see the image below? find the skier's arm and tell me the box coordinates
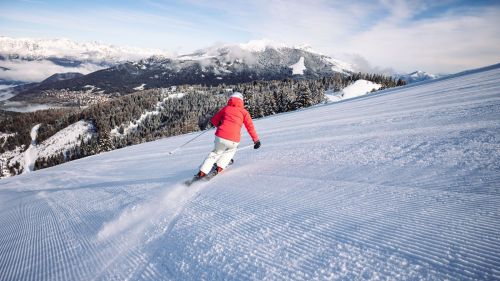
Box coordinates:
[211,108,224,127]
[243,110,259,142]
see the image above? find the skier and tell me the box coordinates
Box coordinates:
[195,92,261,179]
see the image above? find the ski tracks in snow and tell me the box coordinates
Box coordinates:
[0,178,206,281]
[97,183,200,243]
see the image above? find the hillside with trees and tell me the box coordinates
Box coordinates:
[0,73,404,176]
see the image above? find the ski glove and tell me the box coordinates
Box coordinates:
[254,140,261,149]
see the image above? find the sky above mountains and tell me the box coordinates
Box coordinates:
[0,0,499,74]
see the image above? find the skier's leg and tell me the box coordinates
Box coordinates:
[216,138,239,169]
[199,137,226,174]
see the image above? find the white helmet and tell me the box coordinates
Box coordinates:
[230,92,244,101]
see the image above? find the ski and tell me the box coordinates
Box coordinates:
[184,159,233,186]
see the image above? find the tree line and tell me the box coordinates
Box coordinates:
[1,73,405,175]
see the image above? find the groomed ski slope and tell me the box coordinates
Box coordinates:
[1,64,499,280]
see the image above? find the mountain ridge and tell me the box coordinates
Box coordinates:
[0,36,172,85]
[0,36,171,63]
[8,39,355,102]
[395,70,438,84]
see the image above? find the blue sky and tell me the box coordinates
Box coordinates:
[1,0,499,73]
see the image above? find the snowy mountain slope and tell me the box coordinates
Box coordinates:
[178,39,353,77]
[0,120,95,177]
[21,123,41,174]
[326,79,381,102]
[290,57,307,75]
[36,120,95,159]
[0,64,499,280]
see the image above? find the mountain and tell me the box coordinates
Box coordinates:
[396,70,438,84]
[0,64,498,280]
[10,40,354,102]
[0,36,171,85]
[1,72,86,103]
[0,36,170,64]
[40,72,85,84]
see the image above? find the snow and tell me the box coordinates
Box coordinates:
[410,70,437,79]
[178,54,216,61]
[0,132,21,177]
[326,79,382,102]
[167,93,185,99]
[21,123,40,174]
[0,64,499,280]
[0,146,24,178]
[0,132,15,146]
[83,85,98,91]
[37,120,95,159]
[0,36,171,63]
[0,36,171,83]
[237,39,323,54]
[341,79,382,99]
[133,83,147,91]
[238,39,287,52]
[290,57,306,75]
[398,70,439,84]
[178,40,352,75]
[324,57,355,73]
[0,121,94,177]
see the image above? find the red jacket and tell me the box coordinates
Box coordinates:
[211,97,259,143]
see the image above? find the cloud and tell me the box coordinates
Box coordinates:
[209,0,371,47]
[1,0,499,73]
[0,7,197,50]
[175,0,500,73]
[339,3,500,73]
[0,101,57,113]
[0,59,104,82]
[343,54,396,75]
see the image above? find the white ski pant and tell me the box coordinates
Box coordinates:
[200,136,239,174]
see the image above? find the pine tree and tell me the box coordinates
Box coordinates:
[98,130,114,153]
[294,84,313,108]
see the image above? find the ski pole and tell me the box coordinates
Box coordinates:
[168,129,211,155]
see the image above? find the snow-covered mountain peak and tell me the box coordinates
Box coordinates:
[0,36,173,83]
[182,39,287,60]
[0,36,171,63]
[1,36,354,88]
[408,70,437,78]
[396,70,439,84]
[186,39,324,59]
[237,39,288,52]
[176,39,353,74]
[237,40,316,54]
